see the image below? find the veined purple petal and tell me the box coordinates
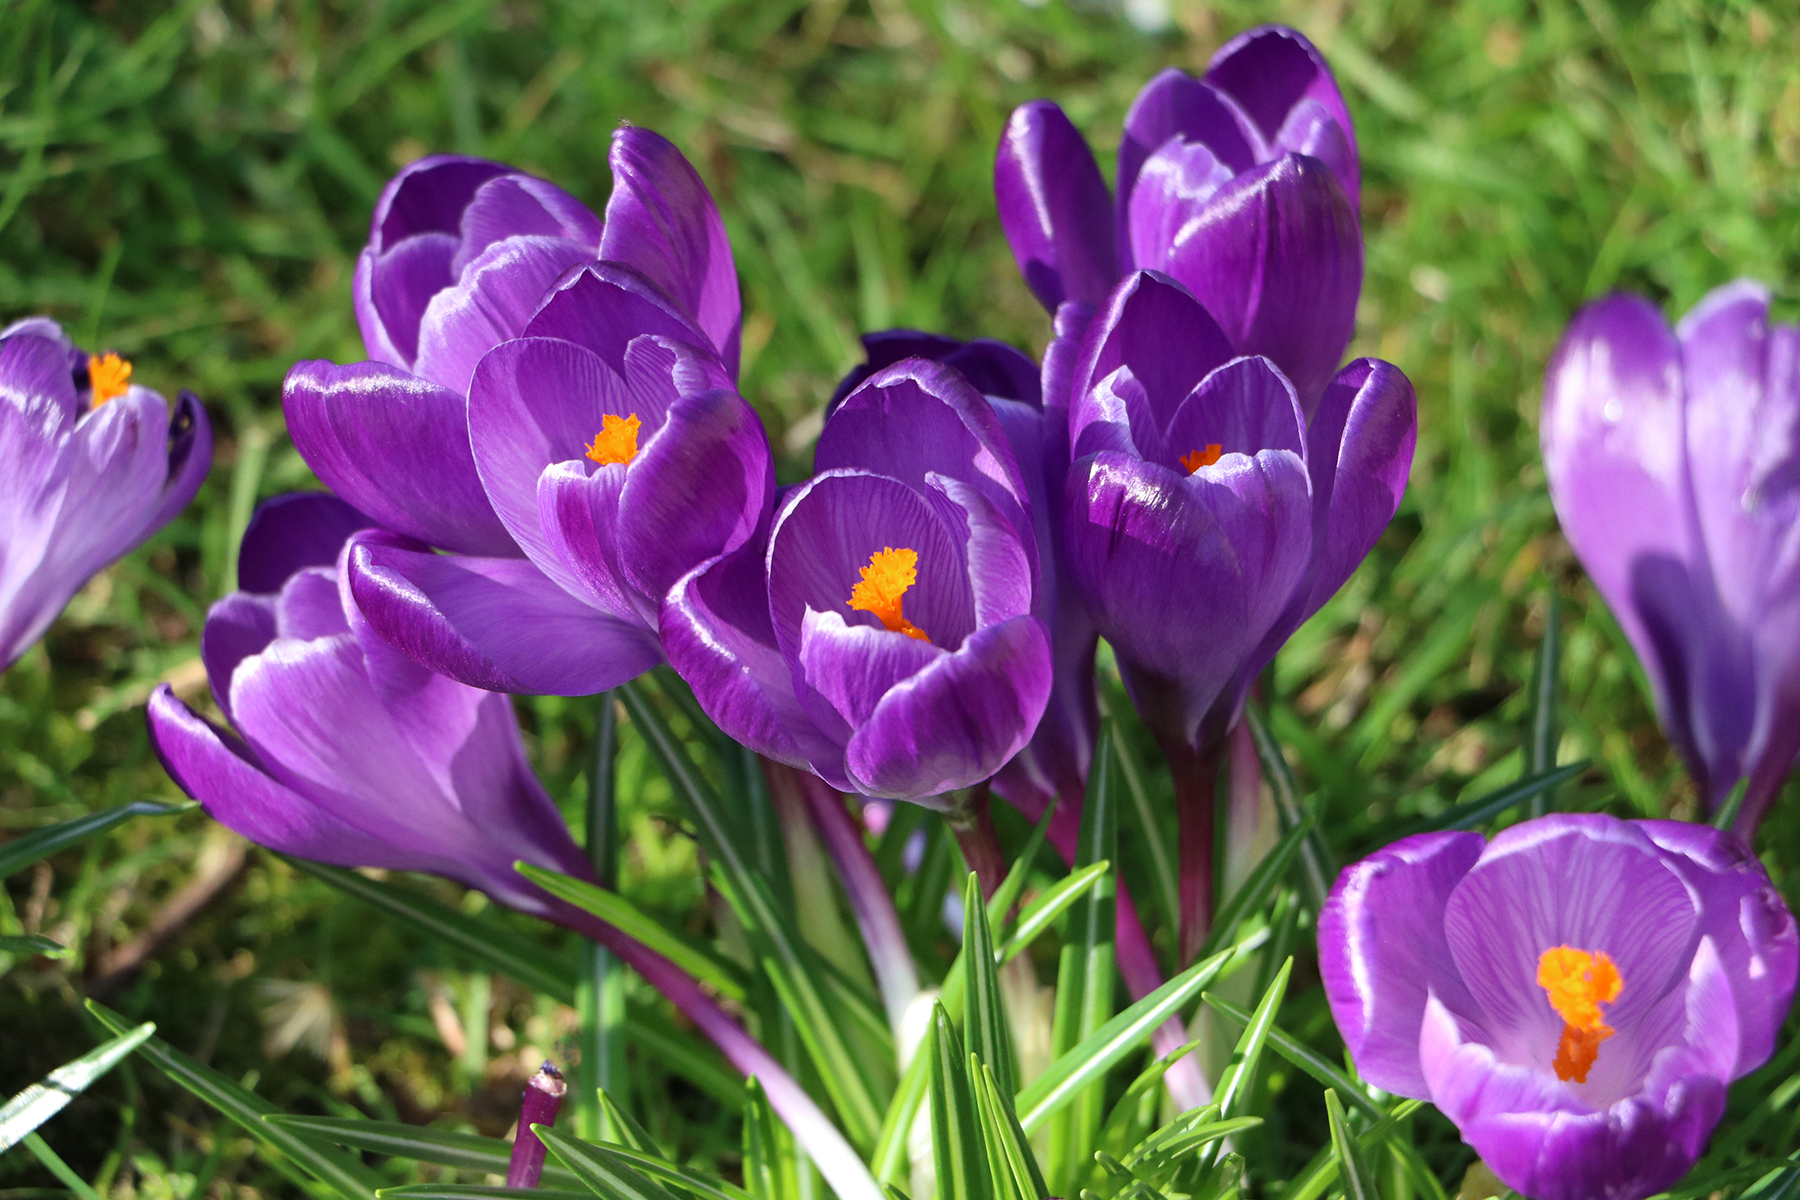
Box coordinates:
[601,126,742,375]
[283,359,517,557]
[362,233,458,367]
[844,613,1052,798]
[411,235,598,394]
[372,155,512,247]
[1151,154,1361,409]
[1042,299,1096,416]
[1160,356,1308,473]
[454,174,603,276]
[345,530,662,695]
[1203,25,1359,205]
[523,262,708,376]
[237,492,376,595]
[201,592,278,721]
[1072,271,1236,433]
[275,566,351,642]
[995,101,1120,312]
[537,459,635,619]
[1318,831,1485,1099]
[799,606,947,730]
[1127,138,1238,273]
[1118,69,1259,262]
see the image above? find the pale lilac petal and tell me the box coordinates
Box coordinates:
[845,613,1052,799]
[41,388,177,582]
[200,592,278,720]
[600,126,741,374]
[411,235,598,394]
[995,101,1120,311]
[345,529,662,695]
[275,566,350,642]
[537,459,635,619]
[282,359,517,556]
[1317,831,1486,1099]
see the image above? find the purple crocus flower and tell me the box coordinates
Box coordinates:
[1543,281,1800,838]
[1320,814,1798,1200]
[995,25,1361,408]
[663,358,1052,801]
[1064,269,1414,956]
[145,492,885,1200]
[284,129,772,696]
[0,318,212,669]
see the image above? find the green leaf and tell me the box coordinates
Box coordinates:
[1325,1090,1375,1200]
[1124,1115,1261,1181]
[1283,1099,1425,1200]
[1202,993,1382,1120]
[1095,1039,1203,1164]
[1198,816,1313,961]
[516,862,748,1001]
[287,858,577,1003]
[543,1134,755,1200]
[926,1005,990,1200]
[538,1126,684,1200]
[1394,762,1588,837]
[0,1021,154,1150]
[1110,721,1180,934]
[0,933,70,958]
[1242,705,1333,912]
[595,1087,658,1155]
[961,872,1016,1101]
[265,1114,576,1188]
[971,1058,1047,1200]
[1049,723,1118,1191]
[0,801,187,878]
[86,1001,385,1200]
[1526,586,1562,817]
[1209,958,1291,1120]
[742,1077,791,1200]
[1017,932,1259,1135]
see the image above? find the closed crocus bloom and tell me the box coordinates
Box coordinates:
[1065,270,1413,957]
[1320,814,1798,1200]
[0,319,212,670]
[287,129,770,696]
[664,359,1053,801]
[1544,281,1800,838]
[996,25,1360,409]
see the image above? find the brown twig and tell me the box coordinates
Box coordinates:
[87,829,248,997]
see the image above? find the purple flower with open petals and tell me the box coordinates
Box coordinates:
[1320,814,1797,1200]
[1544,281,1800,837]
[664,359,1052,801]
[0,318,211,669]
[285,129,770,696]
[996,25,1360,408]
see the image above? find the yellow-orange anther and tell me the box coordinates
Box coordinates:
[585,413,642,466]
[88,353,132,408]
[1180,444,1224,474]
[848,547,929,642]
[1537,946,1623,1084]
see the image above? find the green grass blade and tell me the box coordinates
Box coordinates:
[538,1127,684,1200]
[516,862,748,1001]
[1392,762,1589,837]
[926,1005,990,1200]
[0,1021,154,1150]
[969,1056,1022,1200]
[1210,959,1292,1120]
[961,872,1016,1101]
[972,1059,1047,1200]
[1096,1039,1203,1163]
[264,1114,576,1188]
[0,800,186,878]
[1111,720,1180,931]
[86,1001,385,1200]
[381,1189,593,1200]
[594,1087,657,1155]
[1526,587,1562,818]
[1283,1100,1425,1200]
[1202,994,1382,1120]
[541,1136,756,1200]
[743,1077,793,1200]
[0,933,69,958]
[1048,724,1118,1191]
[287,858,577,1002]
[1198,816,1313,962]
[1326,1091,1375,1200]
[1242,705,1332,912]
[1017,935,1257,1135]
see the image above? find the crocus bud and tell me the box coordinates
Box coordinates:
[506,1061,568,1188]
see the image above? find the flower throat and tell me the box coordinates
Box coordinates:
[849,547,929,642]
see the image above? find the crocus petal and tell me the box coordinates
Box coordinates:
[411,234,599,394]
[146,389,213,533]
[799,606,948,730]
[1203,25,1358,205]
[345,530,662,695]
[1127,137,1239,273]
[1317,831,1486,1099]
[362,233,458,367]
[1152,154,1361,409]
[1117,69,1259,258]
[200,592,278,721]
[1042,300,1097,417]
[237,492,377,594]
[845,613,1052,799]
[536,459,635,619]
[453,174,603,276]
[523,262,709,376]
[1442,816,1700,1064]
[829,332,1042,416]
[1072,271,1236,432]
[1161,355,1308,470]
[995,100,1120,312]
[600,126,742,375]
[147,684,441,872]
[372,155,513,247]
[275,566,352,642]
[1637,820,1800,1077]
[617,387,775,604]
[283,359,517,556]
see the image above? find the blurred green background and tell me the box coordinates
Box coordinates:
[3,0,1799,1193]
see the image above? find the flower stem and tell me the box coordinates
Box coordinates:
[945,781,1006,900]
[1166,735,1225,969]
[507,1061,567,1187]
[576,693,625,1140]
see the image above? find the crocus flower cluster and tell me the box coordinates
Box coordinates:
[0,318,211,670]
[284,129,772,698]
[1544,281,1800,837]
[1320,814,1797,1200]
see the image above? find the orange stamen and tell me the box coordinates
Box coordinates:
[848,547,930,642]
[1537,946,1623,1083]
[87,353,132,408]
[585,413,641,466]
[1180,444,1224,474]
